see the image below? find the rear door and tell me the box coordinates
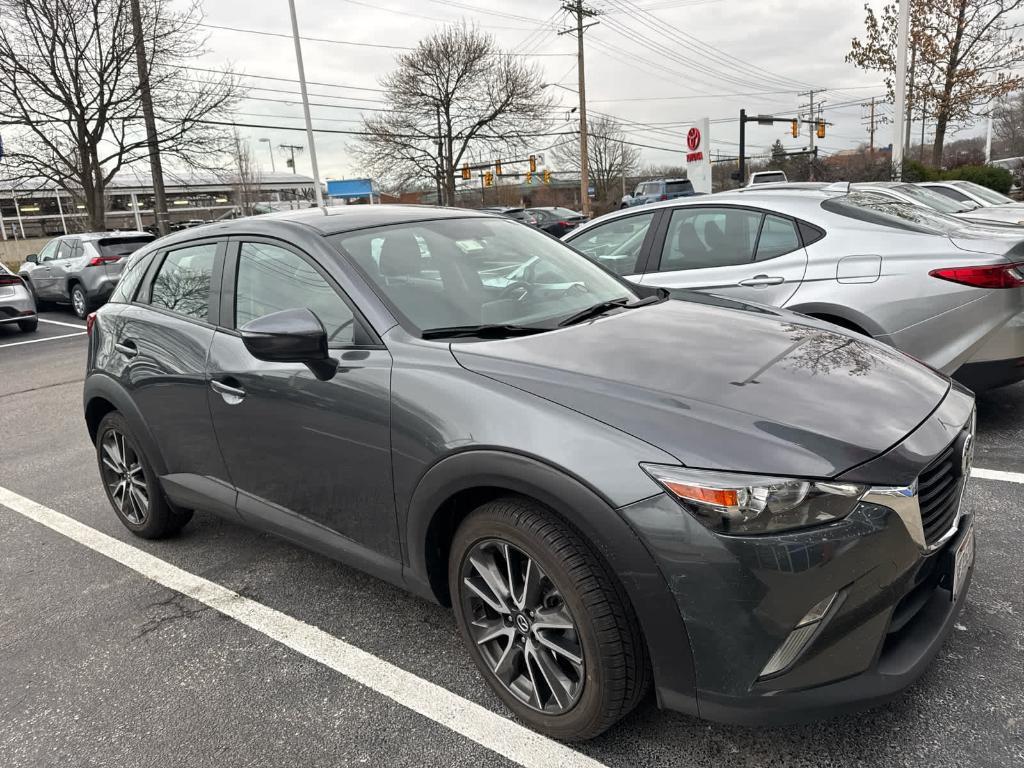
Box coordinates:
[51,238,77,299]
[637,205,808,306]
[109,239,231,494]
[206,237,398,560]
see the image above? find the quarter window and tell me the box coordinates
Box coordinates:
[149,243,217,321]
[235,242,356,345]
[568,212,655,275]
[658,207,761,271]
[755,215,801,260]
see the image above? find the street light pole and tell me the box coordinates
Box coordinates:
[892,0,910,179]
[286,0,323,208]
[259,138,276,173]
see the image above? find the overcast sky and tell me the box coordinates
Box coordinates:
[186,0,984,181]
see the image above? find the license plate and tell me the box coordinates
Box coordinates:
[952,523,975,602]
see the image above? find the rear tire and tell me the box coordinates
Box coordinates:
[450,496,650,741]
[96,411,193,539]
[70,283,90,319]
[17,317,38,333]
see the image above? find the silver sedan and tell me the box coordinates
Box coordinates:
[0,261,38,333]
[563,186,1024,391]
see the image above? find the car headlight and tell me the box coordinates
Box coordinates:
[640,464,868,535]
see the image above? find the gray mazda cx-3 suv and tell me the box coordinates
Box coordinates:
[83,206,976,740]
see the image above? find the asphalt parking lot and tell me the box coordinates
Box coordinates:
[2,309,1022,768]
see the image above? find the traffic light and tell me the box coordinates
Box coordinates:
[484,171,493,187]
[816,120,826,139]
[529,155,536,173]
[525,171,533,185]
[542,169,551,184]
[790,119,799,138]
[495,159,502,176]
[461,163,470,180]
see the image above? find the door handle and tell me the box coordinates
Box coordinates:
[114,340,138,358]
[738,275,785,287]
[211,379,246,404]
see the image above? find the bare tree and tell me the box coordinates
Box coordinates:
[994,90,1024,158]
[230,133,263,216]
[847,0,1024,167]
[357,24,553,203]
[551,115,640,204]
[0,0,241,230]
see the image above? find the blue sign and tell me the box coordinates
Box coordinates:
[326,178,374,198]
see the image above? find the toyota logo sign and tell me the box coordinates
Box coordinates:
[687,127,701,152]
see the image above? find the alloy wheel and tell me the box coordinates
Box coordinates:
[99,429,149,525]
[460,539,585,714]
[72,287,86,317]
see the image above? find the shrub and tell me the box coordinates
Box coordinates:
[901,159,939,182]
[941,165,1014,194]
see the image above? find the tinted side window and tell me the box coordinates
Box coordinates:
[36,240,59,262]
[929,186,971,203]
[569,212,655,276]
[109,251,155,304]
[755,215,801,260]
[149,243,217,321]
[659,208,761,271]
[236,242,356,345]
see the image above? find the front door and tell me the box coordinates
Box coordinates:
[30,239,61,298]
[206,239,397,560]
[638,206,808,307]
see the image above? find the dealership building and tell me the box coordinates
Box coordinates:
[0,170,316,239]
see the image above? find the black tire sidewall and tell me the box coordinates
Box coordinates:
[450,503,618,740]
[96,412,172,538]
[71,285,88,319]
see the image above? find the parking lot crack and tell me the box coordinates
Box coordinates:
[135,593,212,639]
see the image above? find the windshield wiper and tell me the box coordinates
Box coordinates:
[557,294,662,327]
[421,324,549,340]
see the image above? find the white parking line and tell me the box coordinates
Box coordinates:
[39,318,87,329]
[972,467,1024,484]
[0,331,86,348]
[0,486,607,768]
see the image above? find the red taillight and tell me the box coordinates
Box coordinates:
[929,262,1024,289]
[558,221,571,227]
[659,194,669,200]
[87,256,121,267]
[86,312,97,335]
[0,274,23,286]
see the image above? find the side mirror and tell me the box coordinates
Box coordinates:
[24,254,37,264]
[240,307,338,381]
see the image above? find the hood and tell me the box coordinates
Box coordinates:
[453,295,950,479]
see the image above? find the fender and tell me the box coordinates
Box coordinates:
[83,373,168,477]
[404,449,697,708]
[785,301,885,337]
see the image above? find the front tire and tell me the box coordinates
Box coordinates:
[96,411,193,538]
[450,497,650,741]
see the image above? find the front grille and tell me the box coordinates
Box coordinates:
[917,437,964,547]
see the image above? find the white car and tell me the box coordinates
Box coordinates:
[747,170,788,186]
[853,181,1024,227]
[920,181,1024,226]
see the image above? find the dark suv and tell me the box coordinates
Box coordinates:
[84,206,976,740]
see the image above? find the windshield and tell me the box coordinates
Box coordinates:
[329,217,637,335]
[894,184,973,214]
[957,181,1015,205]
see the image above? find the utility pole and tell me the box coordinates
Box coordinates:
[985,108,994,164]
[130,0,169,236]
[863,97,877,151]
[435,106,445,206]
[904,43,916,154]
[287,0,323,208]
[799,90,820,180]
[559,2,598,218]
[280,144,304,173]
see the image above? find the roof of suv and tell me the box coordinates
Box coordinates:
[58,231,153,241]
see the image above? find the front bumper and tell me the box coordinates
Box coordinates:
[618,386,976,725]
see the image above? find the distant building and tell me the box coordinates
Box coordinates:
[0,170,315,239]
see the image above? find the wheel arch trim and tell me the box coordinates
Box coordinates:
[404,449,698,705]
[83,374,168,477]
